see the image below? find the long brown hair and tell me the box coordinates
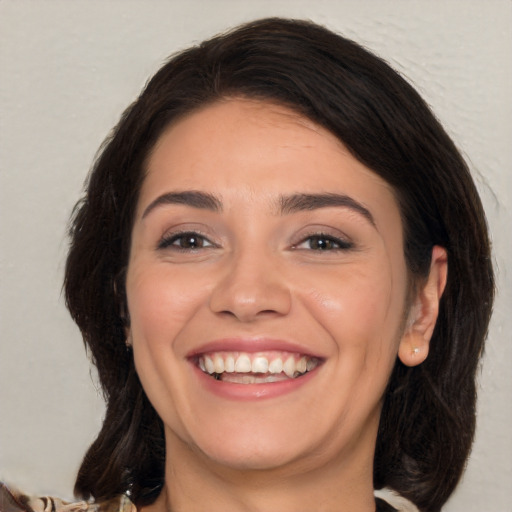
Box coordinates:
[65,18,494,512]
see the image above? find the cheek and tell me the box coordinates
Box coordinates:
[301,260,404,353]
[126,263,209,434]
[126,262,207,345]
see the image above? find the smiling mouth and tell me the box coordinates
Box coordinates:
[195,351,321,384]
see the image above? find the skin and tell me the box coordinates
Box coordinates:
[126,99,447,512]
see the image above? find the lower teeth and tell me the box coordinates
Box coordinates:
[213,372,305,384]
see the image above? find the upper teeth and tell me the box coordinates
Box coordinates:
[198,352,318,378]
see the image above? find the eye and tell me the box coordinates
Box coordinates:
[158,231,214,250]
[295,234,352,251]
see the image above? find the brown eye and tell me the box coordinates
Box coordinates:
[177,234,205,249]
[295,234,353,251]
[308,236,336,250]
[158,232,213,250]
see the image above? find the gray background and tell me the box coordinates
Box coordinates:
[1,1,511,510]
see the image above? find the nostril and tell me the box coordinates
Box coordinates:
[216,307,282,322]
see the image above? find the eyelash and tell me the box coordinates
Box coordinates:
[157,231,352,252]
[293,233,353,251]
[157,231,215,251]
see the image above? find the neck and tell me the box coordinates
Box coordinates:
[147,432,377,512]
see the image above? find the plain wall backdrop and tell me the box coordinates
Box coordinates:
[0,1,511,510]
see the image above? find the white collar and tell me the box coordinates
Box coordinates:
[374,488,420,512]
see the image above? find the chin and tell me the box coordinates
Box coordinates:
[173,418,319,472]
[200,440,306,472]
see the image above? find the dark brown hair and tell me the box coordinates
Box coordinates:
[65,18,494,512]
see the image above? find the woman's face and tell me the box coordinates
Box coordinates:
[126,99,410,474]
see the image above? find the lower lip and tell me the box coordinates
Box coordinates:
[191,364,318,401]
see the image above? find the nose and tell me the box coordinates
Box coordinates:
[209,247,292,322]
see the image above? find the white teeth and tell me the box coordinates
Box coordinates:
[268,358,283,374]
[225,355,235,373]
[213,354,225,373]
[252,356,269,374]
[283,356,296,378]
[204,355,215,374]
[234,354,252,373]
[198,352,320,381]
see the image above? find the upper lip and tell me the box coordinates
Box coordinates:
[186,337,324,359]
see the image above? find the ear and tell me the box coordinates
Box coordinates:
[398,246,448,367]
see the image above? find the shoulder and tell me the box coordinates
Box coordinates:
[0,483,136,512]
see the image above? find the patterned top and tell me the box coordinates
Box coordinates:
[0,482,419,512]
[0,484,134,512]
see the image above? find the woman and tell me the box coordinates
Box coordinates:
[2,17,494,512]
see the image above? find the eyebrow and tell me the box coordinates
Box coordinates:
[279,193,375,225]
[141,190,374,226]
[142,191,222,218]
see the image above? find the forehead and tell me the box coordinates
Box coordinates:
[142,99,397,211]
